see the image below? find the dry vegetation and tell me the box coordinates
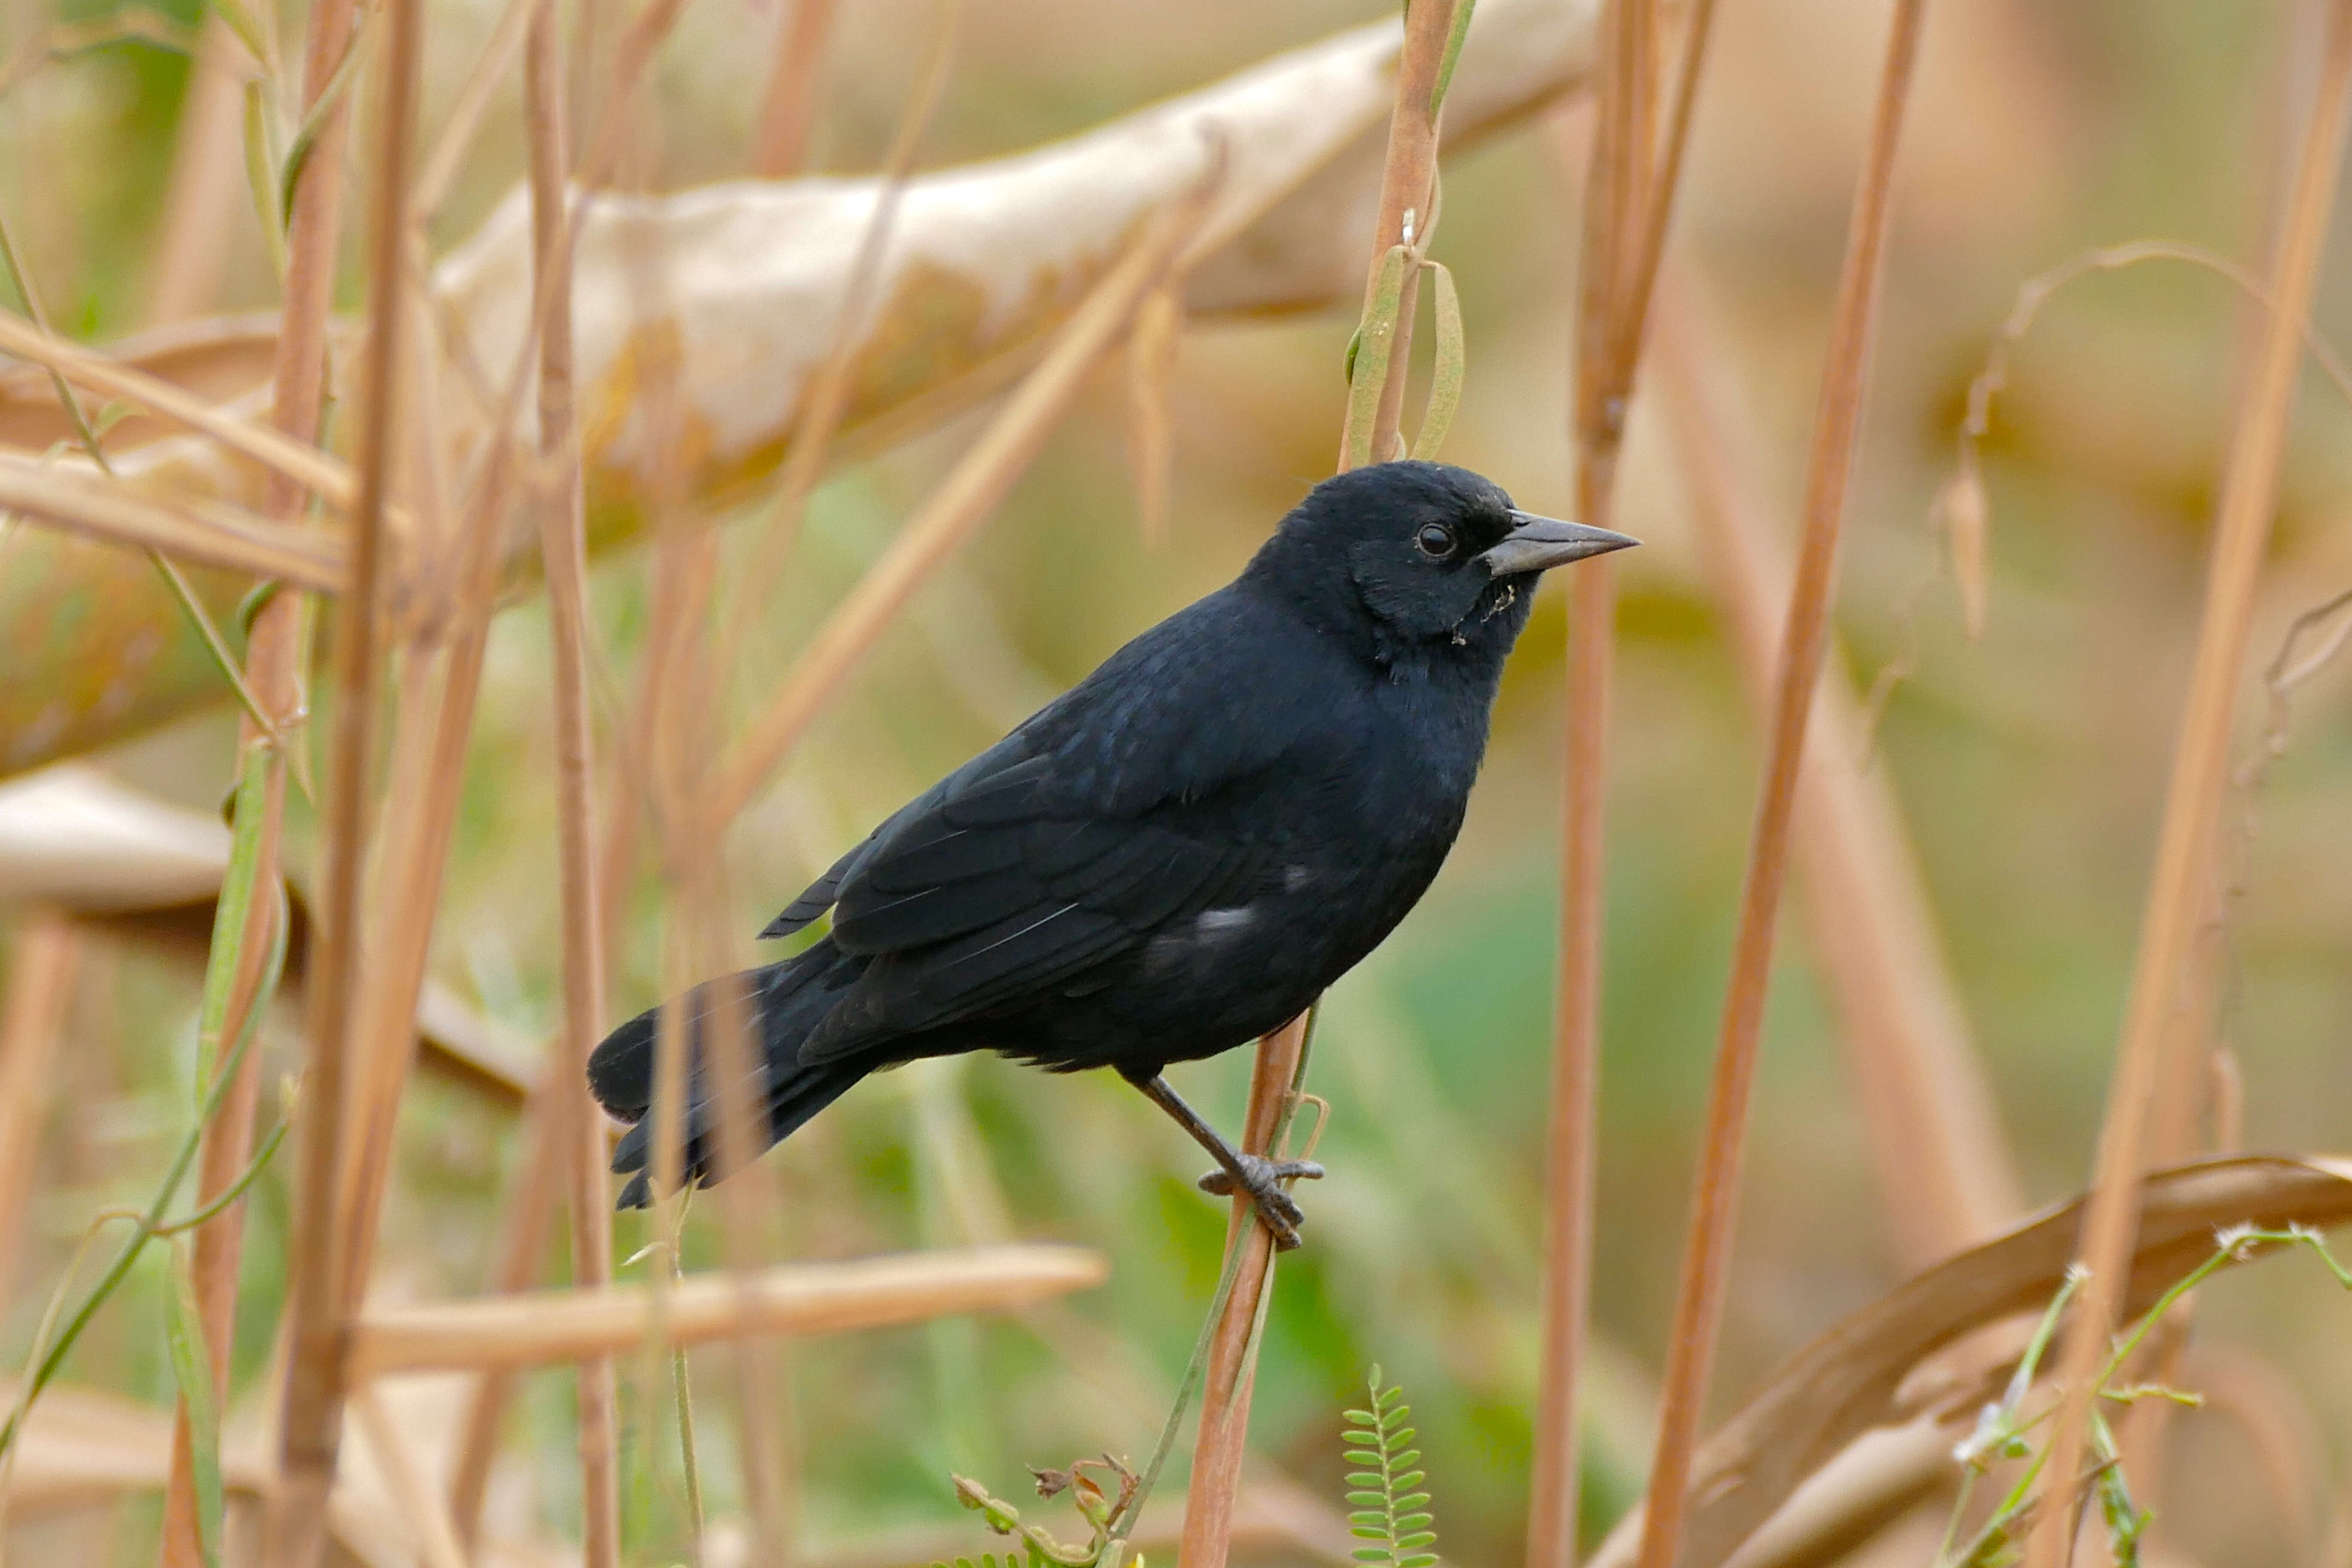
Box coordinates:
[2,1,2352,1567]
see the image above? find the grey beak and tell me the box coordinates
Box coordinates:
[1478,511,1640,576]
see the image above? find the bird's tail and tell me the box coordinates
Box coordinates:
[587,940,871,1208]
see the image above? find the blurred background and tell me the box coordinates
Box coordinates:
[3,0,2351,1564]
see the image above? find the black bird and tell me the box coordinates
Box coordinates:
[588,461,1634,1248]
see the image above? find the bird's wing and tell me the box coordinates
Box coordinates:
[756,745,1007,941]
[776,591,1341,1057]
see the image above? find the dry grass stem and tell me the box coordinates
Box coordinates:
[704,177,1212,825]
[0,312,361,505]
[269,0,427,1548]
[523,1,624,1560]
[751,0,839,177]
[1184,9,1466,1568]
[2023,8,2352,1563]
[0,913,77,1311]
[151,0,370,1547]
[1633,5,1930,1566]
[348,1245,1111,1376]
[1177,1012,1311,1568]
[0,461,346,590]
[1533,2,1657,1559]
[709,0,959,716]
[1654,279,2021,1263]
[412,0,540,218]
[1337,0,1458,468]
[1532,0,1725,1555]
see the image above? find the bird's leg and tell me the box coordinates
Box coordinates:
[1127,1072,1323,1251]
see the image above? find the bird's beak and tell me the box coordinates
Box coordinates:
[1479,511,1639,576]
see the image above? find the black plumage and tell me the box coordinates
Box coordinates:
[587,460,1634,1246]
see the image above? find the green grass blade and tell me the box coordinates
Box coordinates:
[162,1238,225,1568]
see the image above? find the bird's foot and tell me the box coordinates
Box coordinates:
[1197,1155,1325,1251]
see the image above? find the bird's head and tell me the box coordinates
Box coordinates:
[1246,461,1636,674]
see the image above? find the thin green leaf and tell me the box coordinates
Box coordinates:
[1341,245,1412,469]
[1410,261,1465,461]
[1427,0,1477,116]
[278,10,373,219]
[161,1238,224,1568]
[241,83,286,276]
[1344,1449,1384,1465]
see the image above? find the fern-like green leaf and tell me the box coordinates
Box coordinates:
[1335,1368,1439,1568]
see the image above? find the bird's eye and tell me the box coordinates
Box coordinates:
[1415,523,1457,558]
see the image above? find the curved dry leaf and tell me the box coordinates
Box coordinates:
[1587,1154,2352,1568]
[0,0,1603,778]
[0,765,536,1103]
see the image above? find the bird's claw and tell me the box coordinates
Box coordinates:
[1198,1155,1324,1250]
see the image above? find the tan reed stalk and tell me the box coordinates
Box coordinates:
[1632,5,1930,1566]
[1174,1012,1310,1568]
[343,0,717,1526]
[347,1245,1112,1375]
[0,913,77,1311]
[523,0,623,1559]
[2022,8,2352,1563]
[632,192,803,1554]
[0,316,362,505]
[142,15,245,327]
[413,0,539,218]
[1651,277,2022,1264]
[328,223,555,1559]
[1182,9,1465,1568]
[751,0,839,176]
[0,466,347,589]
[268,0,426,1547]
[703,186,1211,825]
[1530,0,1726,1557]
[1532,6,1655,1563]
[158,0,368,1551]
